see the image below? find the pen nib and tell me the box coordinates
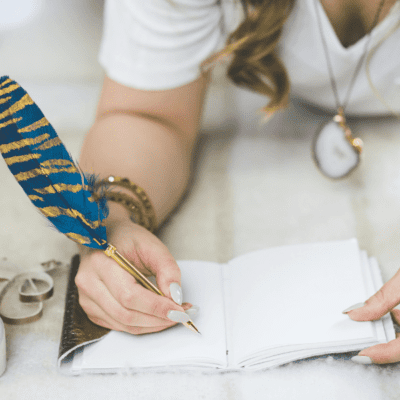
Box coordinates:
[184,320,201,335]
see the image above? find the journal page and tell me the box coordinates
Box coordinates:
[74,261,227,372]
[232,251,393,370]
[226,239,377,367]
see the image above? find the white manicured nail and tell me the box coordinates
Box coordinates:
[169,282,183,305]
[185,305,200,317]
[167,310,190,323]
[342,302,365,314]
[351,356,373,364]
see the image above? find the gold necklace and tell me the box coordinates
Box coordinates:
[312,0,386,179]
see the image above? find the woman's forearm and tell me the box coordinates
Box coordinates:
[79,74,209,226]
[78,112,193,225]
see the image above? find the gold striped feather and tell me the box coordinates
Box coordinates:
[0,78,12,88]
[40,159,76,168]
[3,153,41,166]
[14,168,43,181]
[39,206,101,229]
[0,117,22,129]
[34,137,61,151]
[33,183,83,194]
[0,133,49,154]
[0,83,19,97]
[28,195,44,202]
[0,96,11,105]
[0,93,33,121]
[93,238,107,246]
[18,117,49,133]
[65,232,91,245]
[15,165,78,182]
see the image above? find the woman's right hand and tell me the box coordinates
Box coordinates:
[75,211,195,335]
[75,74,209,334]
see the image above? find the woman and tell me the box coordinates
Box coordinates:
[76,0,400,364]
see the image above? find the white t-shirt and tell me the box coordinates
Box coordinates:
[99,0,400,116]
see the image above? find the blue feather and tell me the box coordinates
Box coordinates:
[0,76,109,250]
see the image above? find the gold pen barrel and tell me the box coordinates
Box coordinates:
[105,244,163,296]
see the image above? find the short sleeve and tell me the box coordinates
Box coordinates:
[99,0,228,90]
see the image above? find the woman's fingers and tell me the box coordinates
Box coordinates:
[344,270,400,365]
[80,295,176,334]
[79,286,174,328]
[356,338,400,364]
[75,221,193,334]
[346,268,400,322]
[92,255,187,319]
[82,294,193,334]
[77,263,188,325]
[106,222,184,305]
[129,228,183,304]
[76,250,194,332]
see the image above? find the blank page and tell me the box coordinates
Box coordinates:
[227,239,376,366]
[233,251,393,370]
[76,261,227,372]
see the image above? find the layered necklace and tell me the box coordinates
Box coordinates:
[312,0,386,179]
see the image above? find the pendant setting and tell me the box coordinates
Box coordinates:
[313,109,363,179]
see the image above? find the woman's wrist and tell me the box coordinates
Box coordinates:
[92,175,157,232]
[105,201,134,230]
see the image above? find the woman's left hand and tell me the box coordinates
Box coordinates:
[344,268,400,364]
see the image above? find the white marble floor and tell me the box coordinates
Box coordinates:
[1,82,400,399]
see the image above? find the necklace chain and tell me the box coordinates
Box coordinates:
[314,0,386,112]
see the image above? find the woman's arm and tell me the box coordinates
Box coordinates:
[75,72,210,334]
[80,73,210,222]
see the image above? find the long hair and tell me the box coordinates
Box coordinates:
[202,0,295,117]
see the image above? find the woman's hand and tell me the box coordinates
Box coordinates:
[75,213,194,335]
[344,268,400,364]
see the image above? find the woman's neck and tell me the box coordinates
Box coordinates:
[319,0,397,47]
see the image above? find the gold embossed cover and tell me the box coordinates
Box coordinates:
[58,254,109,373]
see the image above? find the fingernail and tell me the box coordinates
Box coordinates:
[351,355,373,364]
[342,302,365,314]
[185,305,200,317]
[167,310,190,323]
[169,282,183,305]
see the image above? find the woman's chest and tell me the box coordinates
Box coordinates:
[319,0,398,47]
[277,0,400,114]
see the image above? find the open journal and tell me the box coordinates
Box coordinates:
[58,239,395,374]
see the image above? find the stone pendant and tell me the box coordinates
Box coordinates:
[313,114,362,179]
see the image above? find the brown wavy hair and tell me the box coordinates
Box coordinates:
[202,0,295,117]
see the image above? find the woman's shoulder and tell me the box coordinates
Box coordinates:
[99,0,241,91]
[108,0,243,24]
[112,0,224,14]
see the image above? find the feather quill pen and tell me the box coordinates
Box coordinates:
[0,76,199,333]
[0,76,109,249]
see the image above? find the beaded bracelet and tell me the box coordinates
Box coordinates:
[91,176,157,233]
